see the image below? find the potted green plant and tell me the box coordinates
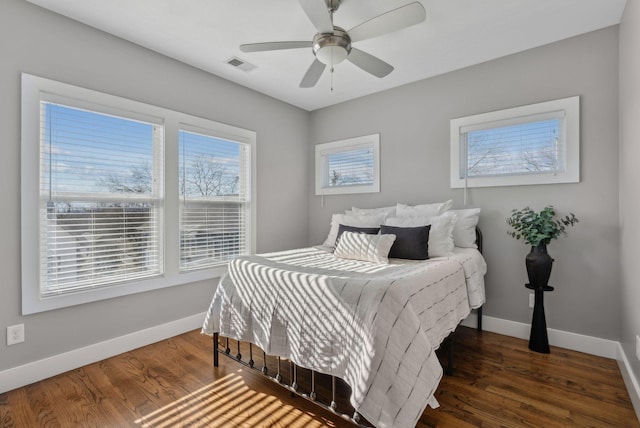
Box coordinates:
[507,206,578,289]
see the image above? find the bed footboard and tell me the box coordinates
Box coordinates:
[212,331,458,426]
[212,332,372,427]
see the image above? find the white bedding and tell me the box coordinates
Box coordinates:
[202,246,486,428]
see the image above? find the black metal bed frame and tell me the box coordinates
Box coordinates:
[211,227,484,427]
[212,332,374,426]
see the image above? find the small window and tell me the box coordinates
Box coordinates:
[315,134,380,195]
[450,96,579,188]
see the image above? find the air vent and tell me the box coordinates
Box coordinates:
[226,57,257,72]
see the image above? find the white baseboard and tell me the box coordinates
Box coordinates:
[461,312,618,359]
[2,310,638,422]
[0,312,206,395]
[617,343,640,421]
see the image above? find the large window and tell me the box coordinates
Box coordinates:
[40,100,164,297]
[21,74,256,314]
[315,134,380,195]
[179,128,251,270]
[450,96,579,188]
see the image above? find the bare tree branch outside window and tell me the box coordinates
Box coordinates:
[465,120,560,178]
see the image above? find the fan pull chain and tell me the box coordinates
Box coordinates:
[330,66,334,91]
[330,7,335,92]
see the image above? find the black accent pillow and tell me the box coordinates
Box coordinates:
[335,224,380,246]
[380,224,431,260]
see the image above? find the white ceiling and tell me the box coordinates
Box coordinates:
[25,0,626,111]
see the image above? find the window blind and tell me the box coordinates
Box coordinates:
[461,111,565,179]
[326,147,374,187]
[315,134,379,195]
[178,129,250,270]
[40,102,164,296]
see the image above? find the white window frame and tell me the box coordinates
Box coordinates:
[450,96,579,188]
[21,73,256,315]
[315,133,380,195]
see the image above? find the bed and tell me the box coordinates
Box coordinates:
[202,225,486,428]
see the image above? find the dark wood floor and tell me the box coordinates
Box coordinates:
[1,326,638,427]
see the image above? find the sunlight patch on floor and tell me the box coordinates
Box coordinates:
[134,369,336,428]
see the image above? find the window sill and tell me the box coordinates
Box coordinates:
[22,266,227,315]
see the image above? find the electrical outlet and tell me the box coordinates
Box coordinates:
[636,335,640,361]
[529,293,535,309]
[7,324,24,346]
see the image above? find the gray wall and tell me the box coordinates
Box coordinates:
[0,0,309,372]
[309,27,621,340]
[619,0,640,388]
[1,0,631,387]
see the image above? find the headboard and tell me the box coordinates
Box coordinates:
[475,227,483,254]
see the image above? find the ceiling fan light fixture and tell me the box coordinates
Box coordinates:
[312,28,351,65]
[316,45,348,65]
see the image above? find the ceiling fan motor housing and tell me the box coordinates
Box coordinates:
[312,27,351,65]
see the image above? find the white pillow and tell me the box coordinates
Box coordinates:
[351,205,397,217]
[452,208,481,248]
[323,213,387,247]
[334,231,396,264]
[396,199,453,218]
[385,211,457,257]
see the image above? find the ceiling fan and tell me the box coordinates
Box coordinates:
[239,0,427,88]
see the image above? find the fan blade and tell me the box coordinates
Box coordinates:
[299,0,334,34]
[347,48,394,78]
[240,41,312,53]
[300,59,326,88]
[348,2,426,43]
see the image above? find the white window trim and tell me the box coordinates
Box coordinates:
[315,133,380,195]
[21,73,256,315]
[450,96,580,188]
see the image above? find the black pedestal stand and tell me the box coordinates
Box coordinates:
[525,284,554,353]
